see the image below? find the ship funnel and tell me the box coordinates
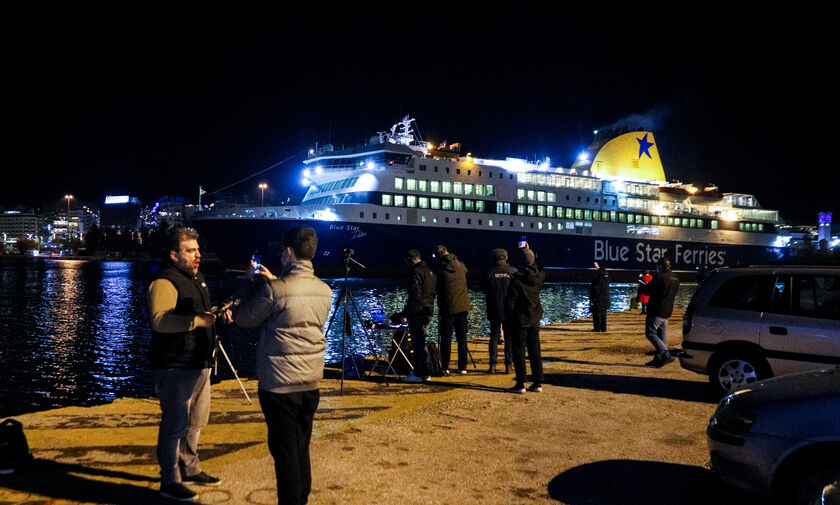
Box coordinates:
[571,130,666,182]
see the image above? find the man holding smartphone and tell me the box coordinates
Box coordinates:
[233,226,332,505]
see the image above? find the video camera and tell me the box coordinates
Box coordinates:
[210,297,240,317]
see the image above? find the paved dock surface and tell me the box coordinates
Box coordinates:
[1,310,760,505]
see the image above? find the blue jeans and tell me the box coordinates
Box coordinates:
[645,315,669,357]
[153,367,211,485]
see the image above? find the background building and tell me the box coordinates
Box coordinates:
[0,209,45,252]
[100,195,142,232]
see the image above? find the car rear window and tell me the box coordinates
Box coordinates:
[709,275,772,311]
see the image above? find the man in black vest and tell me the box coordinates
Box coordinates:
[481,248,516,374]
[147,227,229,502]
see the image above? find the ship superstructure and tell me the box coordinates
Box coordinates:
[193,117,786,276]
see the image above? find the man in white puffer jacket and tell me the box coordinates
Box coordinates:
[234,226,332,505]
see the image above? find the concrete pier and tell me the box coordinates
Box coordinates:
[1,310,756,505]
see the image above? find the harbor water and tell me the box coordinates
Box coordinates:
[0,258,695,417]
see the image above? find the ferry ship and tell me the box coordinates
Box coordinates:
[192,117,787,280]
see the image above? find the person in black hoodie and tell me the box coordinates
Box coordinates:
[642,257,681,367]
[589,263,611,332]
[400,249,437,383]
[505,246,545,393]
[481,248,517,374]
[433,244,471,374]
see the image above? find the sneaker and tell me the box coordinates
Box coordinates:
[455,369,468,375]
[508,384,526,394]
[527,384,542,393]
[403,373,422,383]
[160,483,197,502]
[422,376,432,382]
[182,471,221,486]
[441,369,450,376]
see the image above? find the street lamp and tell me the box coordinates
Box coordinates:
[64,194,73,213]
[258,183,268,207]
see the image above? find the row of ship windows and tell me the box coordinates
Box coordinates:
[357,210,598,234]
[417,164,516,180]
[379,193,767,233]
[395,177,495,196]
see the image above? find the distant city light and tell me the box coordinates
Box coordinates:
[104,195,130,205]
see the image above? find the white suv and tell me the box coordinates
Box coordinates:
[679,265,840,393]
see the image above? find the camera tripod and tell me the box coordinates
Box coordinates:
[325,248,396,394]
[210,298,252,404]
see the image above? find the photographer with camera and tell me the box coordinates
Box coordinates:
[147,227,231,502]
[233,226,331,505]
[399,249,437,383]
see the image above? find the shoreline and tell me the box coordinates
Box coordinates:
[1,308,760,505]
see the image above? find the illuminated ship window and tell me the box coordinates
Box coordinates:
[690,219,697,228]
[382,194,392,206]
[419,197,429,209]
[667,217,674,226]
[698,219,704,228]
[407,178,417,191]
[454,182,463,195]
[593,210,601,221]
[643,215,650,225]
[537,205,545,217]
[442,181,452,194]
[517,189,526,200]
[584,210,592,221]
[527,190,536,200]
[636,214,643,224]
[548,222,553,230]
[537,191,546,202]
[418,180,428,192]
[475,185,484,196]
[575,209,583,220]
[397,215,401,221]
[759,223,764,232]
[442,199,452,210]
[465,200,474,212]
[433,217,438,223]
[394,195,405,207]
[497,202,504,214]
[453,198,463,211]
[711,220,719,230]
[486,185,495,196]
[431,198,441,210]
[517,205,526,216]
[407,196,417,208]
[610,211,617,222]
[464,184,474,196]
[421,216,426,222]
[430,180,440,193]
[538,222,544,230]
[395,177,404,190]
[566,208,574,219]
[520,222,525,228]
[504,203,511,214]
[682,218,689,227]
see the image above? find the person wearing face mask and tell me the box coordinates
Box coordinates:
[233,226,332,505]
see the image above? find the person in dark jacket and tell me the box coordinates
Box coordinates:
[589,263,611,332]
[433,244,471,374]
[147,227,229,501]
[505,246,545,393]
[400,249,437,383]
[642,257,681,367]
[481,248,517,373]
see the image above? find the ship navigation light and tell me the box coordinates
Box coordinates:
[578,152,589,161]
[315,166,323,175]
[301,178,311,186]
[303,168,311,177]
[367,161,376,170]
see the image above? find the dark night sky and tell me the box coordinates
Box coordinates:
[2,4,837,223]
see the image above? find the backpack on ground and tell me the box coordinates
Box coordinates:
[1,418,33,474]
[425,342,443,377]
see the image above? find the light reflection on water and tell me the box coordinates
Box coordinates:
[0,259,694,416]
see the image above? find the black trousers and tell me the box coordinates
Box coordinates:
[408,315,431,377]
[592,309,607,332]
[512,325,544,386]
[439,311,468,371]
[258,388,320,505]
[488,319,512,366]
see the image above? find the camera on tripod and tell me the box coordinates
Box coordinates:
[210,297,240,317]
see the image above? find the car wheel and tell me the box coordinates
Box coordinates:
[708,351,770,393]
[778,465,840,505]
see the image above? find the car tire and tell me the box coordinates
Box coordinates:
[775,462,840,505]
[708,350,771,394]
